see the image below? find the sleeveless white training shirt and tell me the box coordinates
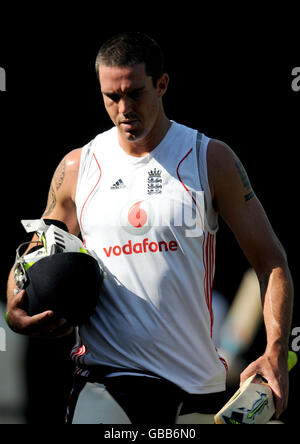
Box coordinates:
[73,121,227,394]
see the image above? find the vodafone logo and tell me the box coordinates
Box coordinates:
[103,238,178,258]
[120,200,153,235]
[102,199,178,258]
[128,201,147,228]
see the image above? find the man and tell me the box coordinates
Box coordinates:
[6,32,293,424]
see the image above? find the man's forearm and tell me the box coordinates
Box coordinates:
[6,267,17,309]
[7,233,41,309]
[259,263,294,355]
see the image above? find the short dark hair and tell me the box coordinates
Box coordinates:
[95,32,165,86]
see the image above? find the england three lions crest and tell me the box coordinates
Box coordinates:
[147,168,162,195]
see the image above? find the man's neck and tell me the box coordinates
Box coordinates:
[118,115,172,157]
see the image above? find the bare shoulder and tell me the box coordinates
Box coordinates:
[207,138,255,212]
[42,148,83,234]
[46,147,83,209]
[65,147,82,166]
[60,148,82,174]
[52,148,82,192]
[206,138,238,200]
[207,138,237,171]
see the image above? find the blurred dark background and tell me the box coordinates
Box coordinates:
[0,11,298,424]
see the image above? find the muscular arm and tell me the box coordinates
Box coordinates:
[42,149,82,235]
[207,139,294,418]
[6,148,82,336]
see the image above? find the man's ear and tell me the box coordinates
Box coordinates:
[157,73,169,97]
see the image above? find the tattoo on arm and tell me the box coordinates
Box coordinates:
[235,160,255,202]
[54,158,66,191]
[43,184,56,217]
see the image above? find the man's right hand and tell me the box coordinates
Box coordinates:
[6,289,73,338]
[6,149,81,337]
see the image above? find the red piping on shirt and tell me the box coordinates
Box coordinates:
[79,153,102,244]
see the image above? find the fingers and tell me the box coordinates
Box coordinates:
[35,317,73,337]
[239,361,259,385]
[273,396,284,419]
[26,315,73,338]
[14,288,26,306]
[30,310,55,327]
[270,388,285,419]
[7,292,73,337]
[239,354,289,420]
[267,374,289,419]
[46,321,74,338]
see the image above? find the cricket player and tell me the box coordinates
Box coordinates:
[6,32,294,424]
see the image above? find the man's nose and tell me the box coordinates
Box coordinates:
[118,97,132,115]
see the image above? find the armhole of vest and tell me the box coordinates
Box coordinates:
[75,140,94,208]
[196,132,219,234]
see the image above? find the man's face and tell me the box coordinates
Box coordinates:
[99,63,168,143]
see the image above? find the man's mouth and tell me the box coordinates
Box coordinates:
[120,120,139,128]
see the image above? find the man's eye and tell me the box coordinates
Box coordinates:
[129,90,143,100]
[106,94,120,103]
[105,90,144,102]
